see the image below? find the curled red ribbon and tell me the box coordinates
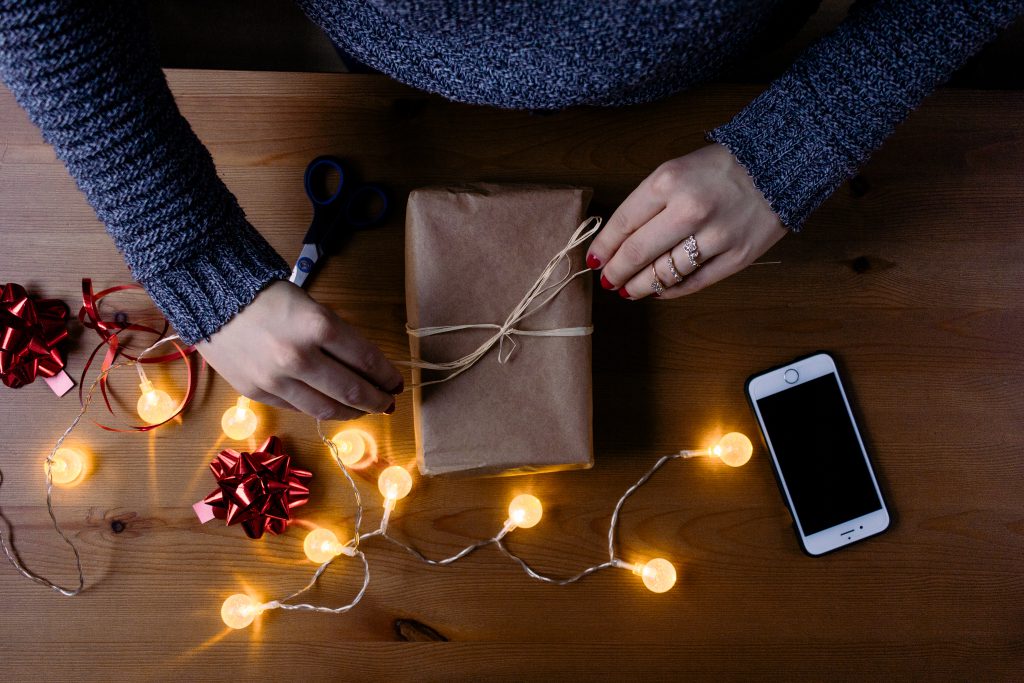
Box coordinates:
[201,436,313,539]
[0,282,70,389]
[77,279,202,432]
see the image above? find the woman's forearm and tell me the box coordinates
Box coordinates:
[708,0,1024,230]
[0,0,289,345]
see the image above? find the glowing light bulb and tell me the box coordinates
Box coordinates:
[635,558,677,593]
[136,378,177,425]
[377,465,412,502]
[507,494,543,529]
[329,429,367,467]
[303,528,354,564]
[220,593,265,629]
[711,432,753,467]
[221,396,258,440]
[46,447,85,486]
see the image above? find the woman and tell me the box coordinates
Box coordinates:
[1,1,1020,420]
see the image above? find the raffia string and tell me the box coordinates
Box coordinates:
[401,216,602,388]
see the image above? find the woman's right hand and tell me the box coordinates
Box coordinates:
[195,280,403,421]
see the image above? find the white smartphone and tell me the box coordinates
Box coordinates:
[746,352,890,556]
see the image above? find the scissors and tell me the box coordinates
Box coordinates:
[289,155,389,287]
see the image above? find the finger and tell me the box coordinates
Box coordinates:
[270,376,367,422]
[245,389,300,413]
[299,349,395,414]
[651,248,688,292]
[315,314,404,394]
[658,252,743,300]
[603,207,731,293]
[647,241,706,300]
[586,174,665,270]
[656,236,703,285]
[619,229,724,300]
[598,209,675,290]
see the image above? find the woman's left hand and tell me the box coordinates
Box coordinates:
[587,143,789,300]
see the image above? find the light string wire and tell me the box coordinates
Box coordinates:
[496,451,703,585]
[253,434,713,618]
[0,334,182,597]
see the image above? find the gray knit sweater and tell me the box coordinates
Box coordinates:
[1,1,1020,346]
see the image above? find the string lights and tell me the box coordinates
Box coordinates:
[218,429,754,628]
[614,557,677,593]
[377,465,413,533]
[46,447,86,486]
[135,373,177,425]
[709,431,754,467]
[220,593,276,631]
[1,335,187,597]
[328,428,375,468]
[506,494,543,530]
[303,527,357,564]
[1,330,756,631]
[221,396,258,440]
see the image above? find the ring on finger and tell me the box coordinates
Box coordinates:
[666,254,684,283]
[682,234,700,268]
[650,264,666,296]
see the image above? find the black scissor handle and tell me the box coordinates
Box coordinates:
[345,184,389,228]
[304,155,346,206]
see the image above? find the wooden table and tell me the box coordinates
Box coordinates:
[1,71,1022,680]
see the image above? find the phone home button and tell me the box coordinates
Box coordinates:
[784,369,799,384]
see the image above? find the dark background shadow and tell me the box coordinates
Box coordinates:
[146,0,1024,89]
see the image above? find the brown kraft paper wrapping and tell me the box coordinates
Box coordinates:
[405,183,594,476]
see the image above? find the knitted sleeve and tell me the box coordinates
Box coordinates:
[0,1,290,345]
[707,0,1024,230]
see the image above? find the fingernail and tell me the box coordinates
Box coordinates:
[586,253,601,269]
[384,401,396,415]
[600,274,615,290]
[619,287,631,300]
[389,377,404,394]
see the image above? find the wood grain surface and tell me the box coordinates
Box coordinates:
[1,71,1022,681]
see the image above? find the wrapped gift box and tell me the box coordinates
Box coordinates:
[405,183,594,476]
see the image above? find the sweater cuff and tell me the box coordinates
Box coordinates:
[138,217,291,347]
[706,70,855,231]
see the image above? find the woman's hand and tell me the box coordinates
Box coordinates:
[587,144,788,300]
[195,280,403,420]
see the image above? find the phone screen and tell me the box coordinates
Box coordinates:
[756,373,882,535]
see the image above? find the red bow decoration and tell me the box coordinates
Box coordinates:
[1,282,70,389]
[201,436,313,539]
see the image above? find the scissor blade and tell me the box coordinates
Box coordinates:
[289,242,322,288]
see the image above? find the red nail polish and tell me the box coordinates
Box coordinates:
[600,274,614,290]
[586,253,601,269]
[385,401,396,415]
[619,287,631,299]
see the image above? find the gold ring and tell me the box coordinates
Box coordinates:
[667,254,684,283]
[651,264,666,296]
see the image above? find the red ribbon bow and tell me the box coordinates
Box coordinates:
[202,436,313,539]
[0,282,70,389]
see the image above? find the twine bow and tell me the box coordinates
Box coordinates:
[405,216,602,387]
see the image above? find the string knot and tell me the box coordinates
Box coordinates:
[403,216,602,387]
